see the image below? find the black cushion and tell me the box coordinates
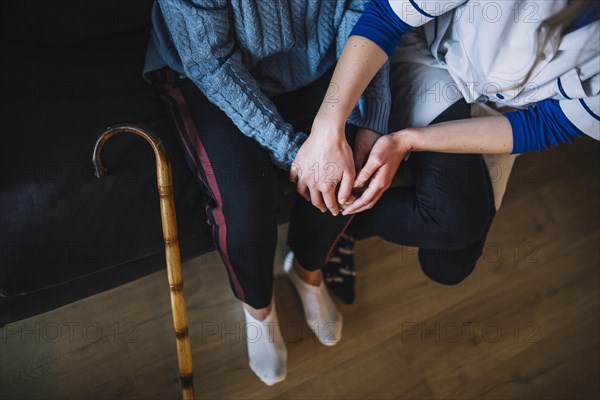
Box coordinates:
[0,0,211,324]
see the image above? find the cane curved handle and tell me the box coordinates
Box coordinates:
[93,123,172,187]
[92,124,195,400]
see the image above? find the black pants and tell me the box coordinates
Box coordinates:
[154,69,495,309]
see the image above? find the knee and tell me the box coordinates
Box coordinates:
[416,155,495,246]
[418,245,482,285]
[450,207,492,246]
[420,193,494,248]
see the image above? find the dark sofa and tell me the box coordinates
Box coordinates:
[0,0,295,325]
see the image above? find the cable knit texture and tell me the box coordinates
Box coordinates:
[144,0,391,169]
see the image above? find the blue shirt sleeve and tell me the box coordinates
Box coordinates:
[350,0,412,57]
[505,99,584,154]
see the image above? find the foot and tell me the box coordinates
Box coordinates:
[283,251,343,346]
[322,233,357,304]
[243,300,287,385]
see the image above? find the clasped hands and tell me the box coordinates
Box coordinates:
[290,122,412,216]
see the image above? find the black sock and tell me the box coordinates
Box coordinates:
[323,234,357,304]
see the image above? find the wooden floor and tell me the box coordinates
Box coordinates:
[1,138,599,399]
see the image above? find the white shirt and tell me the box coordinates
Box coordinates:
[389,0,600,139]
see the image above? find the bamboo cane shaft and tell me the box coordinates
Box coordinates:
[93,124,195,400]
[159,183,194,400]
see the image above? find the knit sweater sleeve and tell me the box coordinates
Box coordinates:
[337,0,391,135]
[157,0,307,170]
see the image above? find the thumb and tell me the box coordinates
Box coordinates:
[354,154,381,188]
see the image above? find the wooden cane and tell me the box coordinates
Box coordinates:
[92,123,195,400]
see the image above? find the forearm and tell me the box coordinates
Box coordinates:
[315,36,388,135]
[402,99,587,155]
[336,2,392,135]
[404,116,514,154]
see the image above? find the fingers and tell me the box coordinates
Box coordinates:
[341,185,376,215]
[321,182,340,215]
[308,186,328,213]
[353,153,381,189]
[296,180,311,203]
[298,182,330,214]
[342,173,388,215]
[293,150,356,214]
[339,193,358,213]
[296,169,344,214]
[345,189,385,214]
[337,170,354,207]
[290,162,300,183]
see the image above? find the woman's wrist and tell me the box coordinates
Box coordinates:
[311,111,347,139]
[392,128,420,153]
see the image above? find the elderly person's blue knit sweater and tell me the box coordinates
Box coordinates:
[144,0,390,169]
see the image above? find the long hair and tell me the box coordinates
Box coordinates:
[522,0,590,83]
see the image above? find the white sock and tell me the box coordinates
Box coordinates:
[284,251,343,346]
[243,301,287,386]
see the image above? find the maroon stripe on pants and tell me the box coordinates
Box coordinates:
[162,84,246,302]
[159,92,210,193]
[323,215,355,264]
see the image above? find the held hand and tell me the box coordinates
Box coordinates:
[353,128,380,172]
[290,124,355,216]
[342,131,412,215]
